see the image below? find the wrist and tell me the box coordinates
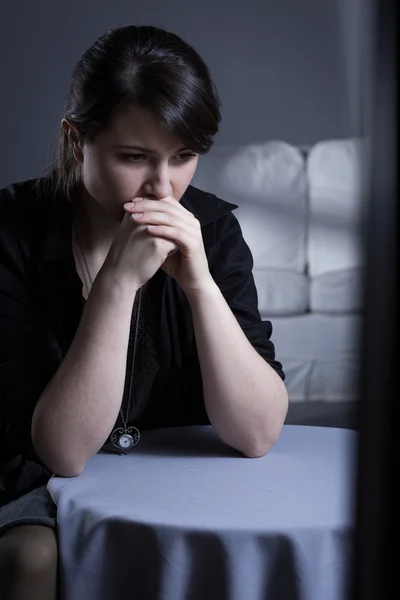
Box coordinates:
[95,266,140,302]
[182,277,220,304]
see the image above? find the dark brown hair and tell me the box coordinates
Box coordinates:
[36,25,221,201]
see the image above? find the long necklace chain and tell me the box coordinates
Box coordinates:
[71,217,142,447]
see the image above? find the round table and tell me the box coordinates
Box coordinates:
[47,425,356,600]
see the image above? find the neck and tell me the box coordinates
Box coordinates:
[72,186,121,255]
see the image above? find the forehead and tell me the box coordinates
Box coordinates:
[104,106,181,148]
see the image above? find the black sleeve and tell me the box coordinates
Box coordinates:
[0,223,57,469]
[171,210,285,428]
[210,211,285,380]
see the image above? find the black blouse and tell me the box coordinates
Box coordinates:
[0,178,284,502]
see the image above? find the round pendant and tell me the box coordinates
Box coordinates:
[111,426,140,453]
[118,433,134,449]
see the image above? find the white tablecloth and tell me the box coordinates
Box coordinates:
[47,425,356,600]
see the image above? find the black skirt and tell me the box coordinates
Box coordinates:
[0,456,57,537]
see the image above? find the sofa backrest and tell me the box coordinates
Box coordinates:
[307,139,365,276]
[307,139,365,313]
[191,138,365,316]
[192,141,307,270]
[191,142,308,316]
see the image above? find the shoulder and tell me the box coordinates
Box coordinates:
[181,187,252,278]
[0,178,47,226]
[0,179,53,266]
[182,185,239,227]
[0,177,46,208]
[0,178,53,239]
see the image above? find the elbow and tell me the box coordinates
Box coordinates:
[243,437,276,458]
[244,391,288,459]
[241,424,283,458]
[52,464,84,478]
[31,428,84,478]
[44,455,84,478]
[243,433,280,458]
[36,449,84,478]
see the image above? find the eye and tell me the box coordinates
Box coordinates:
[175,153,197,162]
[121,153,197,163]
[123,154,146,162]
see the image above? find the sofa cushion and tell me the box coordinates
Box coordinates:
[253,269,308,316]
[307,138,365,278]
[192,142,307,272]
[263,314,362,402]
[310,267,364,313]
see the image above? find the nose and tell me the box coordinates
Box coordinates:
[142,162,172,199]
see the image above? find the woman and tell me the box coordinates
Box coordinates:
[0,25,288,599]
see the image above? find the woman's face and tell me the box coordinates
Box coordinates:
[67,106,200,222]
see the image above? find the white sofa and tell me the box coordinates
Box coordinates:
[191,139,365,428]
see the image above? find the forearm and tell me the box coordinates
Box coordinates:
[185,279,288,458]
[32,272,139,477]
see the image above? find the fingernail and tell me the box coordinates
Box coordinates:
[124,202,135,208]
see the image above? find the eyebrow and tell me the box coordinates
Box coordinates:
[114,145,190,154]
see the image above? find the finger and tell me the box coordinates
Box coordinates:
[146,224,196,253]
[164,196,197,219]
[132,196,196,219]
[127,202,198,227]
[130,209,200,230]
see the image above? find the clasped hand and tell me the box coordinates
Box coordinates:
[123,196,212,293]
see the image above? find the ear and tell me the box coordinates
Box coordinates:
[61,119,84,163]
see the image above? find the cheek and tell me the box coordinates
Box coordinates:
[179,160,199,188]
[82,155,139,203]
[172,164,199,200]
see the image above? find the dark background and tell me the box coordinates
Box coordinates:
[0,0,366,187]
